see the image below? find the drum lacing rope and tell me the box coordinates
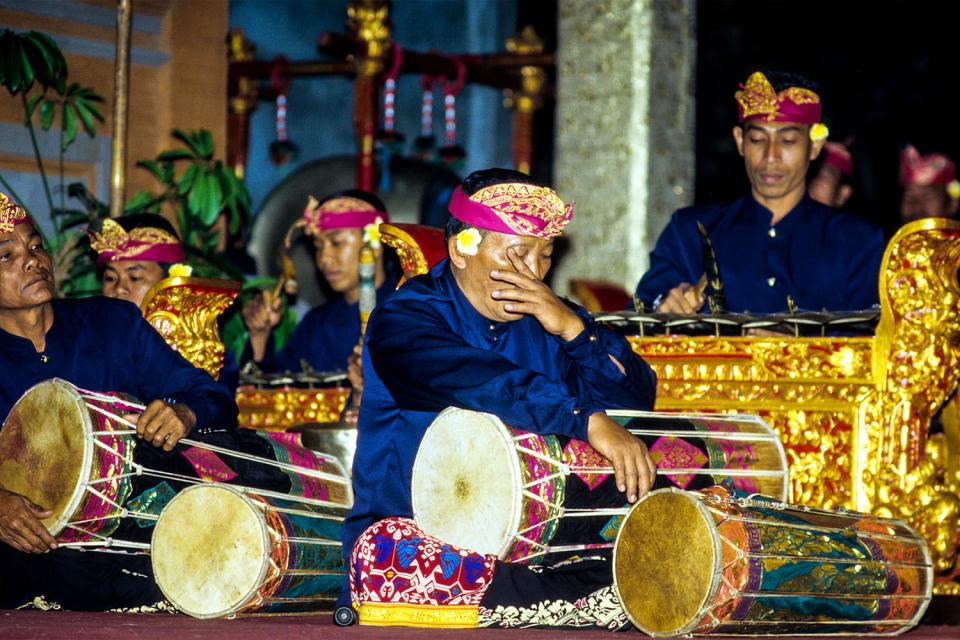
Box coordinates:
[83,403,352,489]
[82,423,350,512]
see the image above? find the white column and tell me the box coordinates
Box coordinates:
[553,0,696,298]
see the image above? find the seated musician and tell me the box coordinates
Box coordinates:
[89,214,240,392]
[634,71,884,314]
[899,144,960,224]
[341,169,658,629]
[0,193,237,610]
[241,190,394,373]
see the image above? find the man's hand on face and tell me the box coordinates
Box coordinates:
[124,400,196,452]
[587,412,657,504]
[0,489,57,553]
[656,274,708,315]
[490,247,585,342]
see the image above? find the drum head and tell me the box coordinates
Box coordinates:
[152,484,269,618]
[411,408,521,558]
[613,489,719,637]
[0,379,91,534]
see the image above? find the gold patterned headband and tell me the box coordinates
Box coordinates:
[0,192,29,234]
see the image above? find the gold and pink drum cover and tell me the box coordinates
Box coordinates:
[411,407,787,564]
[613,486,932,636]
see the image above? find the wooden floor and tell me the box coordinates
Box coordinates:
[1,609,958,640]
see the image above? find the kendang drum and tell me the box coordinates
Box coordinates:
[0,379,352,551]
[151,483,345,618]
[613,486,932,636]
[411,407,787,563]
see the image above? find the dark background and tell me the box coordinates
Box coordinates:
[696,0,959,235]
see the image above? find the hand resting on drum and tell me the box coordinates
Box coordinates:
[123,400,197,452]
[490,248,585,342]
[0,488,57,553]
[587,412,656,503]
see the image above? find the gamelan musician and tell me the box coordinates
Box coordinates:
[634,70,885,315]
[0,193,237,610]
[341,168,658,629]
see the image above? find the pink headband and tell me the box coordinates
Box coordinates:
[448,183,573,238]
[301,196,389,235]
[89,218,185,266]
[735,71,822,125]
[822,142,853,177]
[899,144,957,187]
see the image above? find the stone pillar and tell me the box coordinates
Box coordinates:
[553,0,696,299]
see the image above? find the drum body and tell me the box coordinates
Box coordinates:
[152,483,346,618]
[0,379,351,549]
[613,487,932,636]
[411,407,787,563]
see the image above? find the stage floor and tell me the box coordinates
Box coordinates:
[1,610,958,640]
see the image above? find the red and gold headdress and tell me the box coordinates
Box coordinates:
[89,218,185,266]
[735,71,822,125]
[448,182,573,239]
[0,192,30,234]
[899,144,958,189]
[300,195,389,236]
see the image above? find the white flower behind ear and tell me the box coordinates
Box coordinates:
[168,263,193,278]
[948,180,960,201]
[456,228,481,256]
[809,123,829,142]
[362,216,384,249]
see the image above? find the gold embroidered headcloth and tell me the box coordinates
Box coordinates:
[89,218,185,266]
[735,71,822,125]
[448,182,573,238]
[300,195,389,237]
[0,192,30,234]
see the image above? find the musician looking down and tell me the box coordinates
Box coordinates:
[241,189,395,375]
[0,192,237,609]
[634,71,884,315]
[340,168,657,628]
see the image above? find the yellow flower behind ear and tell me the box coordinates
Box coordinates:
[362,216,384,249]
[456,228,481,256]
[948,180,960,200]
[168,263,193,278]
[809,123,829,142]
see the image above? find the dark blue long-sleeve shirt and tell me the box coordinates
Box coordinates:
[341,260,657,571]
[0,297,237,430]
[634,194,885,313]
[250,283,394,374]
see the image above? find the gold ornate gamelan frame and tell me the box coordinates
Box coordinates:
[626,218,960,590]
[140,276,241,379]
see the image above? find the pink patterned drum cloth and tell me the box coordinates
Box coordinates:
[412,407,787,564]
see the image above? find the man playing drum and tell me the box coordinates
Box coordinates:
[0,192,237,610]
[342,168,658,629]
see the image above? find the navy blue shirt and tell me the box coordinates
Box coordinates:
[634,194,885,313]
[0,297,237,429]
[251,283,394,374]
[341,260,657,569]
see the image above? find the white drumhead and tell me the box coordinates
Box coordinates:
[152,484,269,618]
[412,407,522,558]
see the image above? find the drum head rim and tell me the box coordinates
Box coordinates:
[1,379,95,537]
[410,407,523,560]
[612,488,720,637]
[152,484,271,619]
